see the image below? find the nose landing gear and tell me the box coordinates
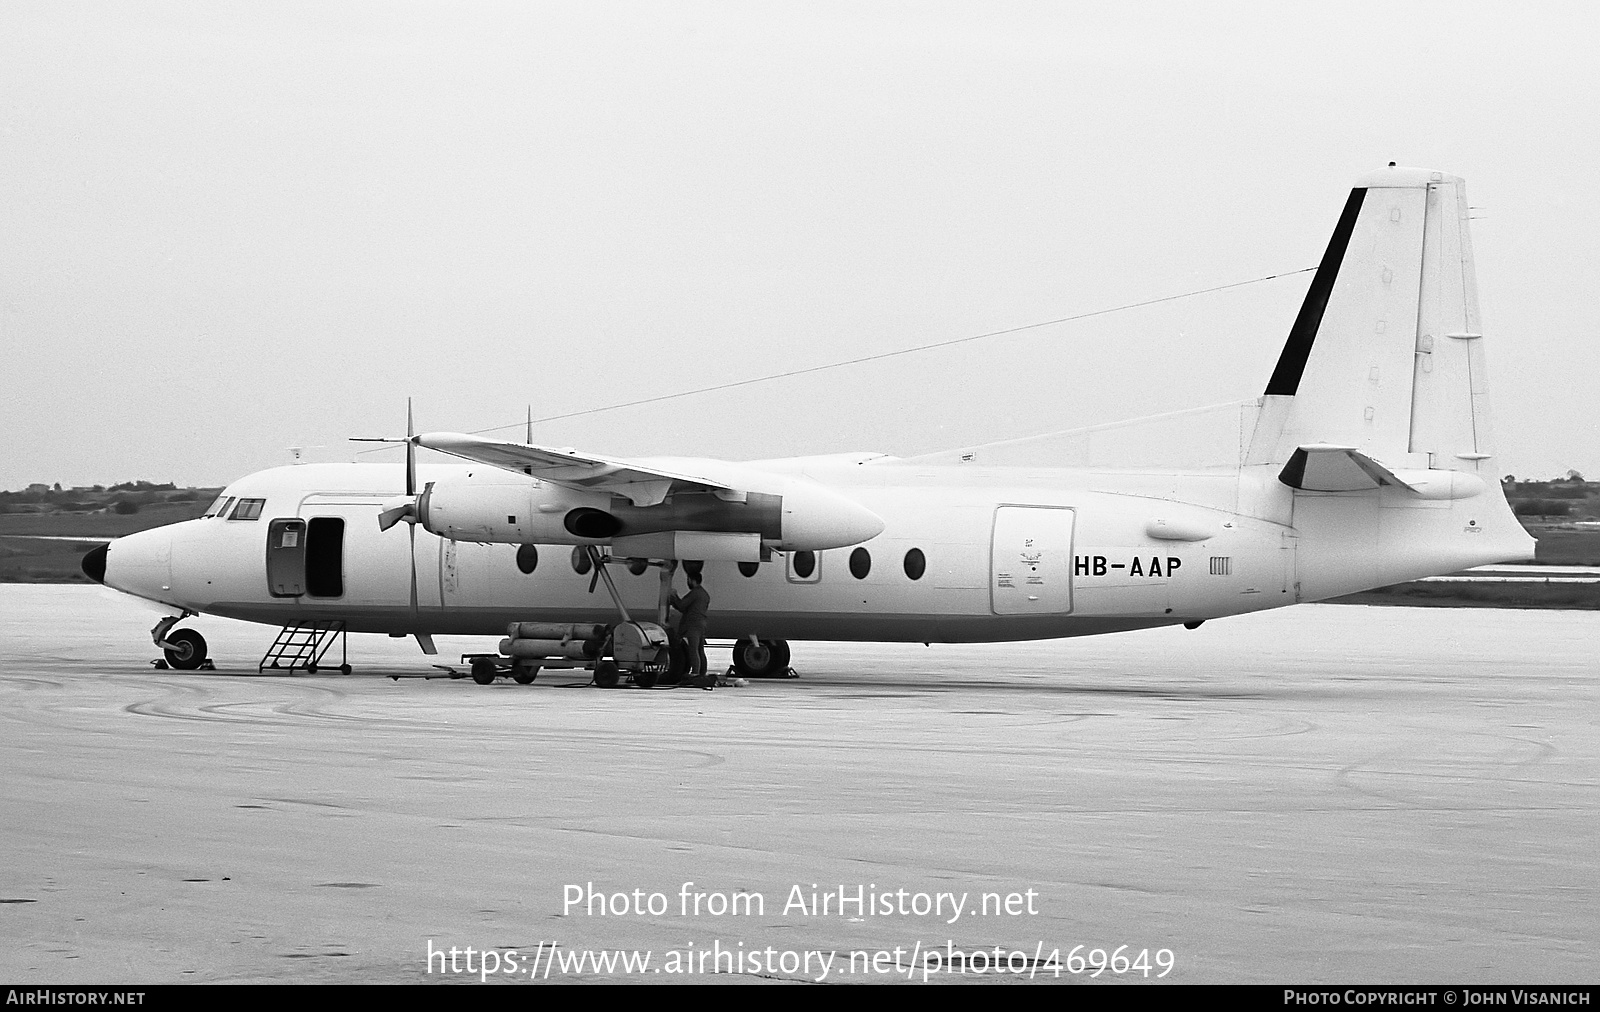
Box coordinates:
[162,629,209,671]
[150,614,211,671]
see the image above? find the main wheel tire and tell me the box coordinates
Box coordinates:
[163,629,208,671]
[593,661,620,688]
[512,663,539,685]
[470,658,498,685]
[731,638,788,678]
[633,667,658,690]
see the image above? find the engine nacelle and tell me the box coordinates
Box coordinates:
[415,471,883,553]
[418,477,613,544]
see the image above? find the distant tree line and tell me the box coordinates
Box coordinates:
[1503,473,1598,518]
[0,483,215,514]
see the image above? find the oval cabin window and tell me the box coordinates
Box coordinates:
[570,546,592,575]
[792,550,816,579]
[903,548,926,581]
[738,561,759,578]
[849,547,871,580]
[516,545,539,575]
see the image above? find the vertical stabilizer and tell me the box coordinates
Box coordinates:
[1251,167,1494,475]
[1248,167,1533,594]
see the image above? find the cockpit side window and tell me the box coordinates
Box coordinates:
[204,495,232,518]
[229,498,266,521]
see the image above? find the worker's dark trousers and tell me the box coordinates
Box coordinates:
[683,626,707,678]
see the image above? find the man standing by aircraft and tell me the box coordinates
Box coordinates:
[669,569,713,689]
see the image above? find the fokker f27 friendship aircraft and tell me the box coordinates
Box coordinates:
[84,166,1533,684]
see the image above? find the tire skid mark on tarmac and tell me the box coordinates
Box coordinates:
[113,676,451,731]
[0,675,66,691]
[101,676,741,765]
[1215,717,1320,740]
[122,678,221,721]
[23,675,1436,780]
[1331,741,1578,808]
[78,674,1581,793]
[1481,733,1560,771]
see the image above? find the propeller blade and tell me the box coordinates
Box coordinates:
[408,525,418,616]
[405,397,416,498]
[377,502,415,532]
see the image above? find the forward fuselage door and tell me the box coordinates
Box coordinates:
[991,505,1075,615]
[266,518,307,596]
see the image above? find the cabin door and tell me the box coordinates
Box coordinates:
[990,506,1075,615]
[266,519,307,597]
[266,517,345,598]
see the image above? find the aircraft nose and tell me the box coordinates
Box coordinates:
[81,544,108,584]
[98,526,176,604]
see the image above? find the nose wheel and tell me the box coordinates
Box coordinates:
[162,629,209,671]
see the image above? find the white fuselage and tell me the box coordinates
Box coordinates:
[97,456,1528,645]
[94,166,1541,652]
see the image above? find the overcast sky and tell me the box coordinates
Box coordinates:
[3,1,1596,490]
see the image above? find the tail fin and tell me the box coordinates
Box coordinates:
[1249,166,1494,474]
[1249,167,1534,592]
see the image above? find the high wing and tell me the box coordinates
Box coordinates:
[408,431,885,555]
[416,432,738,507]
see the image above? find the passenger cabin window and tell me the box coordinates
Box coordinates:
[903,548,926,581]
[229,498,265,521]
[787,550,821,583]
[738,561,759,578]
[571,547,593,575]
[849,547,871,580]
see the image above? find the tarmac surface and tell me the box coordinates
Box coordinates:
[1,584,1595,984]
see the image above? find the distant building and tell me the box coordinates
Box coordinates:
[26,483,49,494]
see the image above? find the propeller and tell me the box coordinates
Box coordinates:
[355,399,422,532]
[351,400,422,622]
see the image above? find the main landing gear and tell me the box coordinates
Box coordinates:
[729,636,794,679]
[466,552,803,690]
[582,548,676,688]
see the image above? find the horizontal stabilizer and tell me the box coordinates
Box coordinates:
[1279,444,1483,500]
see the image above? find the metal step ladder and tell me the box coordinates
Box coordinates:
[259,620,348,674]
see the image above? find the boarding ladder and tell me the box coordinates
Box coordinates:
[259,620,348,674]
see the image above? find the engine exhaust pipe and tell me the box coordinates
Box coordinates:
[564,507,622,539]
